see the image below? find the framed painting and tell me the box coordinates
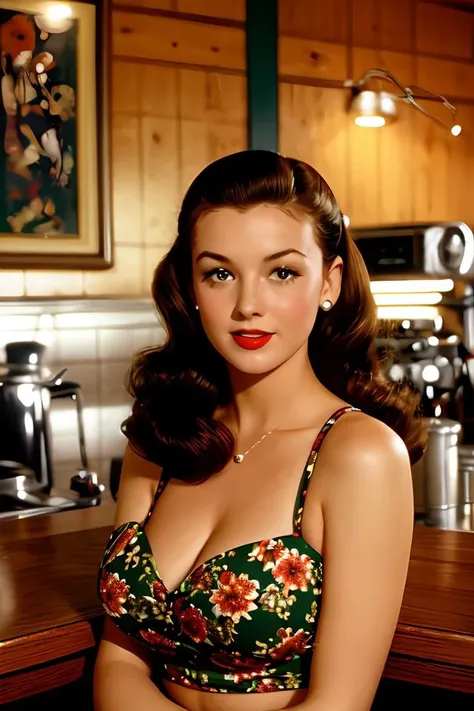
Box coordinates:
[0,0,112,269]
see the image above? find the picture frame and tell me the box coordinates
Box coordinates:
[0,0,113,269]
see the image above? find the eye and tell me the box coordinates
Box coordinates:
[203,267,234,282]
[270,267,301,282]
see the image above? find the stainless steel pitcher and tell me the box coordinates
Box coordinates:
[417,417,463,527]
[0,341,90,496]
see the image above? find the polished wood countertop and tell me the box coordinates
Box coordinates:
[0,505,473,695]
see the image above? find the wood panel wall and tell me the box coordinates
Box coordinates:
[3,0,474,298]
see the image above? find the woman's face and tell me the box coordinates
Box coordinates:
[191,205,341,376]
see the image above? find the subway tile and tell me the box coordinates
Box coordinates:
[100,404,131,459]
[98,329,136,361]
[54,309,155,329]
[35,330,59,363]
[56,329,98,362]
[98,326,162,361]
[0,315,39,332]
[25,271,84,297]
[50,404,101,462]
[99,361,132,406]
[37,314,55,329]
[58,362,101,407]
[0,271,25,297]
[133,326,163,351]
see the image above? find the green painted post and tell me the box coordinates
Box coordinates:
[246,0,279,152]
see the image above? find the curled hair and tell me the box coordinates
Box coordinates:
[123,150,426,480]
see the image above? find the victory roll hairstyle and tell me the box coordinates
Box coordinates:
[123,150,426,480]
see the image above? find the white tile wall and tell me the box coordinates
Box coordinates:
[56,328,98,362]
[0,298,164,491]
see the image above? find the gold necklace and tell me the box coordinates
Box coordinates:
[233,430,273,463]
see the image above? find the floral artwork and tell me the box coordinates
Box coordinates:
[0,1,112,270]
[0,8,78,237]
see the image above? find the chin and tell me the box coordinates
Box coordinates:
[229,359,278,376]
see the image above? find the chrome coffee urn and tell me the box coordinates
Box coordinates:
[0,341,102,518]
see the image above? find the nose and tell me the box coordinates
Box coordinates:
[233,276,264,320]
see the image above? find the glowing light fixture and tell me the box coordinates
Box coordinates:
[376,306,439,321]
[345,69,462,135]
[422,364,440,383]
[370,278,454,294]
[45,4,72,20]
[351,90,397,128]
[373,292,443,306]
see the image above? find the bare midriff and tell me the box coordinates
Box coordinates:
[163,680,308,711]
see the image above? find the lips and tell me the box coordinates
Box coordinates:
[231,330,274,351]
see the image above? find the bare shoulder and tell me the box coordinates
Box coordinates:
[113,444,163,528]
[303,411,415,709]
[318,410,412,498]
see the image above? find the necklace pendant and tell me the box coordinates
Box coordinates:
[233,453,244,463]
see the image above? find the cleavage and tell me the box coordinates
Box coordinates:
[144,477,296,593]
[143,431,320,593]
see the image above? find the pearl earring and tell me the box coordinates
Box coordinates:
[195,305,199,311]
[321,299,332,311]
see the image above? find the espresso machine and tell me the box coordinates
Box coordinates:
[0,341,103,520]
[352,221,474,530]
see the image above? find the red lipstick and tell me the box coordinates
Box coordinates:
[231,330,274,350]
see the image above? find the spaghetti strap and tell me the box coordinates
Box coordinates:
[292,406,360,535]
[145,470,170,523]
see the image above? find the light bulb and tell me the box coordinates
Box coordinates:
[355,116,385,128]
[46,4,72,20]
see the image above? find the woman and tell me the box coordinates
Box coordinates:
[94,150,425,711]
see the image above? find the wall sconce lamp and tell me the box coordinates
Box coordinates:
[344,68,462,136]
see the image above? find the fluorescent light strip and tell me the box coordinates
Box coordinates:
[373,292,443,306]
[370,279,454,294]
[377,306,439,321]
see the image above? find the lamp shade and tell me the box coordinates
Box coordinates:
[351,90,397,127]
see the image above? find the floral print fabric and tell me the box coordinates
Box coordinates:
[98,406,358,694]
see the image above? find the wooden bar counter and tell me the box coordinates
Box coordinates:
[0,505,473,705]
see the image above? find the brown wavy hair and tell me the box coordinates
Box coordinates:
[123,150,426,480]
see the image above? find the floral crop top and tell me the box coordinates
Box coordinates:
[98,406,358,694]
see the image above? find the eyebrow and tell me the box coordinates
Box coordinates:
[196,248,307,263]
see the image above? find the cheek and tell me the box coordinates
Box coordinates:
[195,286,230,333]
[273,278,322,321]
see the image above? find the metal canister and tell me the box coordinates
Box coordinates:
[422,418,463,527]
[458,445,474,530]
[458,446,474,504]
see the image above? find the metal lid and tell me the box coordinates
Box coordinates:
[423,417,462,434]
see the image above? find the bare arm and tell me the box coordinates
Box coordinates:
[94,618,182,710]
[298,414,414,711]
[93,445,182,710]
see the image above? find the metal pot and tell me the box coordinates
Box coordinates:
[0,341,90,497]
